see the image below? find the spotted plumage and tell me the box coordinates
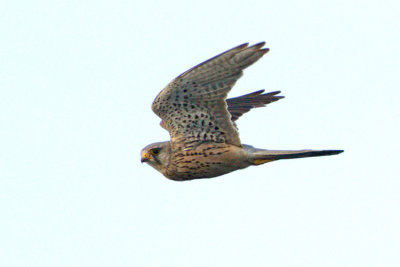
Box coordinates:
[141,42,343,181]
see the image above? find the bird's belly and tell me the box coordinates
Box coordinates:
[168,143,250,180]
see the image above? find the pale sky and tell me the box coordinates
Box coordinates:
[1,0,400,266]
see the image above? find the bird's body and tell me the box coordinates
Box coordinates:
[166,142,248,181]
[141,42,343,181]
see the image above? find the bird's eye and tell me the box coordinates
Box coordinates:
[151,148,160,155]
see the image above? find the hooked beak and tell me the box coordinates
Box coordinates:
[141,151,150,163]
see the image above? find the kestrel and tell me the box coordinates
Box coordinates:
[141,42,343,181]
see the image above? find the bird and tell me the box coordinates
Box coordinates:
[141,42,343,181]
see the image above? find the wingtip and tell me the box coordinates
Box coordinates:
[266,90,283,96]
[261,48,270,54]
[253,42,269,53]
[252,41,266,48]
[263,91,285,100]
[228,41,269,52]
[235,43,250,50]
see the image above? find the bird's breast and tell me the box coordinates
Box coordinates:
[166,143,250,180]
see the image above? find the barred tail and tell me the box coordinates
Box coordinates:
[244,145,344,165]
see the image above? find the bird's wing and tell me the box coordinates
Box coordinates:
[152,42,268,149]
[226,90,284,122]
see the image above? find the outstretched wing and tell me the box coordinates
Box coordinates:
[226,90,284,122]
[152,42,268,149]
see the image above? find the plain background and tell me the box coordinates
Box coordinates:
[1,0,399,266]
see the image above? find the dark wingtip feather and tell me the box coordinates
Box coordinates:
[263,91,285,100]
[261,48,270,54]
[248,42,269,55]
[226,90,285,121]
[266,90,281,95]
[235,43,250,50]
[250,41,266,49]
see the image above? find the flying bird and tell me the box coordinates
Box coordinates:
[141,42,343,181]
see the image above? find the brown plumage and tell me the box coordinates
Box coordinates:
[227,90,284,122]
[141,42,343,181]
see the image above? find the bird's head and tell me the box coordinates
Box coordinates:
[141,141,171,175]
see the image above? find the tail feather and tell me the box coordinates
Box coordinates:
[244,145,344,165]
[258,149,344,160]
